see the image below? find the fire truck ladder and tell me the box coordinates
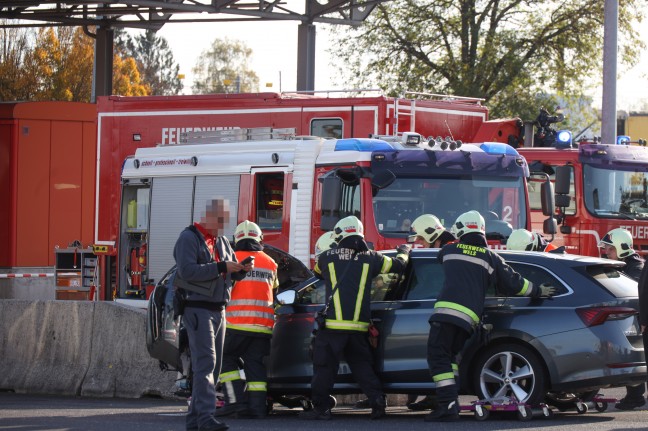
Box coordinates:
[393,97,414,137]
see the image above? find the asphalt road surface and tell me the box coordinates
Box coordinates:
[1,388,648,431]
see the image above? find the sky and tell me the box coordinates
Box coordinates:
[154,10,648,111]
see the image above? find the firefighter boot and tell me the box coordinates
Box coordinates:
[216,379,248,418]
[407,394,439,411]
[423,399,460,422]
[239,392,267,419]
[370,395,387,420]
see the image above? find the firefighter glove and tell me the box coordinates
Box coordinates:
[539,283,556,298]
[396,244,412,255]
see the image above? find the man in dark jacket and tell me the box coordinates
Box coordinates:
[425,210,555,422]
[599,228,646,410]
[301,215,410,420]
[174,198,252,431]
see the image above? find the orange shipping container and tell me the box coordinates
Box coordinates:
[0,101,97,267]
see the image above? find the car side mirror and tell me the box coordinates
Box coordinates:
[276,289,296,305]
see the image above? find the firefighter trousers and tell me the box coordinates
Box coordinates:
[220,331,271,411]
[310,329,383,411]
[427,321,470,404]
[183,307,226,430]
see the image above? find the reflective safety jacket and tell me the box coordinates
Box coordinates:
[314,246,408,332]
[227,250,278,336]
[430,233,539,333]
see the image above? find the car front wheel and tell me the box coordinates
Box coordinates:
[472,343,546,406]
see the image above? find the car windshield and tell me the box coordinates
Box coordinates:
[583,164,648,219]
[372,176,527,239]
[587,264,639,297]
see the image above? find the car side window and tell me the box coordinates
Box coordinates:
[403,258,444,300]
[505,262,567,296]
[370,273,401,301]
[298,279,327,304]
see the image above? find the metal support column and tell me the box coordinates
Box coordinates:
[601,0,618,145]
[297,23,316,92]
[93,26,114,101]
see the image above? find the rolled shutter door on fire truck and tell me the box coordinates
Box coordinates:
[148,176,194,285]
[192,175,241,238]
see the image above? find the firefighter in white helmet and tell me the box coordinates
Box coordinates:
[409,214,456,248]
[507,229,563,253]
[217,220,279,419]
[599,228,647,410]
[301,215,410,420]
[315,231,337,260]
[425,210,555,422]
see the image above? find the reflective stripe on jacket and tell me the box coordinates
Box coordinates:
[227,250,278,335]
[430,233,536,333]
[315,247,408,332]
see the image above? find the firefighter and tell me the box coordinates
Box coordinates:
[300,215,411,420]
[409,214,456,248]
[506,228,564,253]
[405,214,457,412]
[599,228,647,410]
[425,210,555,422]
[314,231,337,261]
[173,198,251,431]
[216,220,279,419]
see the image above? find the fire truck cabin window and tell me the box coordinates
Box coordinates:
[311,119,343,139]
[256,173,284,230]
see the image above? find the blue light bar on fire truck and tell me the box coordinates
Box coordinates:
[617,135,631,145]
[555,130,573,148]
[478,142,521,156]
[334,138,396,152]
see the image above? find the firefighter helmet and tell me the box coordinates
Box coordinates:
[451,210,485,238]
[315,231,337,257]
[234,220,263,243]
[507,229,537,251]
[599,228,635,258]
[410,214,446,245]
[334,216,364,242]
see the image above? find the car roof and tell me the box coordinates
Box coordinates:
[404,247,626,268]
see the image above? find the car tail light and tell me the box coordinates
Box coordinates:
[576,306,638,327]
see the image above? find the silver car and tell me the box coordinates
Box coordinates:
[269,248,646,409]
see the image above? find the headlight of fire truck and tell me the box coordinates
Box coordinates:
[555,130,573,148]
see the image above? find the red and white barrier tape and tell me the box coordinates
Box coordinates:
[0,273,54,278]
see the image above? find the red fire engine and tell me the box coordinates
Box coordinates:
[522,141,648,257]
[104,127,542,302]
[94,91,530,300]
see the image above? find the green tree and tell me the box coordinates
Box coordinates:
[192,38,259,94]
[115,29,182,95]
[329,0,645,121]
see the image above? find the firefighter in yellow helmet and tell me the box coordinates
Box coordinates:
[301,215,410,420]
[216,220,279,419]
[599,228,647,410]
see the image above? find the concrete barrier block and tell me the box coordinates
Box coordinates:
[0,300,92,395]
[81,302,176,398]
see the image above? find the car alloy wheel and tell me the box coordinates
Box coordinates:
[473,343,546,406]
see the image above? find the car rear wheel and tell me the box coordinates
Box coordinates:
[473,343,546,406]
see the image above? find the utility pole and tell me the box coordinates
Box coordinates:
[601,0,618,145]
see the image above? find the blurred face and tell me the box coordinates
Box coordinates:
[201,199,230,236]
[414,235,431,248]
[602,244,618,261]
